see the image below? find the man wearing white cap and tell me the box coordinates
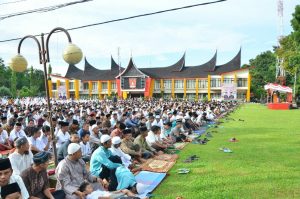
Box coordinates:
[90,134,122,191]
[109,136,132,168]
[56,143,102,199]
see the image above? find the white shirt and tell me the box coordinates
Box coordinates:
[87,190,111,199]
[8,151,33,175]
[80,141,91,157]
[9,129,27,142]
[109,146,132,168]
[28,136,45,151]
[0,174,29,199]
[0,130,9,144]
[56,130,70,148]
[146,131,158,146]
[152,119,163,129]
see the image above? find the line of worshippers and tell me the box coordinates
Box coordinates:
[0,99,237,198]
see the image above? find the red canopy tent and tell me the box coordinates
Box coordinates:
[264,83,293,110]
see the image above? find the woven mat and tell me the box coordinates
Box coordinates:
[141,159,175,173]
[174,142,188,150]
[153,154,178,162]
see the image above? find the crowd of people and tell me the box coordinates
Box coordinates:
[0,97,238,199]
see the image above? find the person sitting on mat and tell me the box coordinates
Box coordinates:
[146,125,167,151]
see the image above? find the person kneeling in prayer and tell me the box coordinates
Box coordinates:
[21,151,65,199]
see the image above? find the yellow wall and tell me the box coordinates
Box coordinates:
[234,73,237,84]
[107,80,111,96]
[221,75,224,85]
[65,79,70,99]
[207,75,211,101]
[56,80,60,99]
[123,91,127,99]
[98,81,102,99]
[48,80,53,98]
[88,81,92,97]
[160,79,164,92]
[247,74,251,102]
[150,79,155,97]
[195,78,199,98]
[171,79,175,98]
[74,79,79,100]
[183,78,187,99]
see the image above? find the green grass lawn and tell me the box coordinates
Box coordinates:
[153,104,300,199]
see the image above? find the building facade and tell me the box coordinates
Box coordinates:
[49,49,251,101]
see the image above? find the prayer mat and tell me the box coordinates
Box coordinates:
[174,142,188,150]
[135,171,166,199]
[141,159,175,173]
[153,154,178,162]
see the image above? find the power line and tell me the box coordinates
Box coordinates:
[0,0,28,6]
[0,0,92,21]
[0,0,227,43]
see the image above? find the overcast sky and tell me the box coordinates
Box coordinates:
[0,0,298,76]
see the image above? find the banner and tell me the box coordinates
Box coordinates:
[58,86,67,99]
[129,78,137,89]
[221,83,237,100]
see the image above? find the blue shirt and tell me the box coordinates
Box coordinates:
[90,146,122,177]
[116,166,136,190]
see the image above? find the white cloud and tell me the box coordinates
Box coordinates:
[0,0,298,76]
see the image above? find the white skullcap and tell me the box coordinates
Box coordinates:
[91,124,98,130]
[111,136,121,144]
[67,143,81,155]
[155,115,160,119]
[100,134,111,143]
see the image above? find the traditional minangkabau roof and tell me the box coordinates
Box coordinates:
[116,58,148,78]
[65,64,84,79]
[64,49,242,80]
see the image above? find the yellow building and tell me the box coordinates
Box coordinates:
[50,49,251,101]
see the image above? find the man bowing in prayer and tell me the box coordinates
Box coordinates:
[56,143,102,199]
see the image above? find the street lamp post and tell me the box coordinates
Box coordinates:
[9,27,83,166]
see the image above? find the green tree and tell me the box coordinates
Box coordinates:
[0,86,12,97]
[10,71,17,97]
[29,66,34,89]
[48,64,52,80]
[249,51,277,99]
[291,5,300,44]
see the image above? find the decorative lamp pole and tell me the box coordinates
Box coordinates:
[9,27,83,166]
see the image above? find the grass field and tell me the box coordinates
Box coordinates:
[153,104,300,199]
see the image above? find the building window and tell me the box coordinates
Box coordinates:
[237,78,247,87]
[237,92,246,99]
[187,80,195,89]
[92,82,97,90]
[83,83,89,90]
[224,78,234,84]
[52,83,57,90]
[69,82,74,90]
[111,82,117,89]
[175,80,183,89]
[102,82,107,90]
[121,78,124,88]
[211,78,221,88]
[198,80,208,88]
[164,80,171,89]
[141,78,145,88]
[154,80,160,89]
[211,93,221,99]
